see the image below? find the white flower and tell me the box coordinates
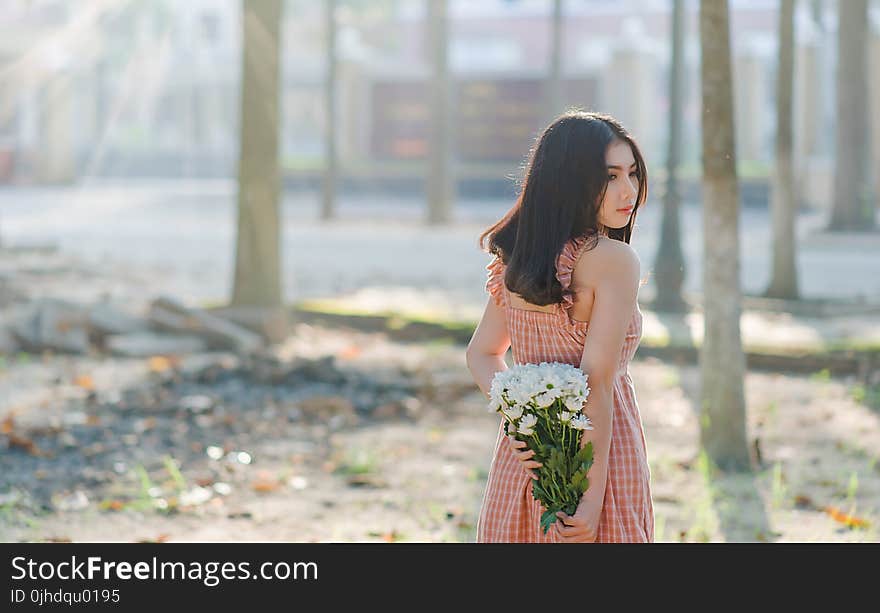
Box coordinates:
[502,404,524,421]
[518,413,538,436]
[489,362,590,424]
[564,395,585,413]
[534,389,559,408]
[570,414,594,431]
[559,410,572,423]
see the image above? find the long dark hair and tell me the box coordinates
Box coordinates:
[478,110,648,306]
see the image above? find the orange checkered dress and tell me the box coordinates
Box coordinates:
[475,233,654,542]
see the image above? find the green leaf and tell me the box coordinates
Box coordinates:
[532,480,548,501]
[579,476,590,494]
[574,442,594,466]
[540,508,558,534]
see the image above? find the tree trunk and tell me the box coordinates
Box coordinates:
[809,0,823,29]
[698,0,751,472]
[426,0,453,225]
[828,0,874,231]
[545,0,564,125]
[766,0,799,298]
[321,0,338,221]
[652,0,688,313]
[232,0,283,308]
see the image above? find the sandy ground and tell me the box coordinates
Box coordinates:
[2,324,878,543]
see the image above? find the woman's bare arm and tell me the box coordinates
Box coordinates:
[556,240,641,542]
[465,297,511,398]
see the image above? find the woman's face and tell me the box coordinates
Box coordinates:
[597,139,639,230]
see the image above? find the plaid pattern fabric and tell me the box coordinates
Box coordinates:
[475,234,654,542]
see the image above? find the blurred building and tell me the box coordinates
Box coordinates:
[0,0,877,210]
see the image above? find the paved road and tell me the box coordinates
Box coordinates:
[2,180,879,312]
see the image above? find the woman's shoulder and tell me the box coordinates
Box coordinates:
[574,235,641,286]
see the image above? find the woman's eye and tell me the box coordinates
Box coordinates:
[608,175,617,181]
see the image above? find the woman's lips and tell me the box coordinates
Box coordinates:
[617,207,633,213]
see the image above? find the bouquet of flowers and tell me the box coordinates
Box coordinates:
[489,362,594,534]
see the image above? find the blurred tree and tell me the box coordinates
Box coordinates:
[322,0,338,221]
[809,0,823,30]
[652,0,688,312]
[766,0,799,299]
[698,0,751,471]
[427,0,454,224]
[828,0,875,231]
[232,0,283,308]
[545,0,564,125]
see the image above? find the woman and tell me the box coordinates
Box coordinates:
[466,111,653,543]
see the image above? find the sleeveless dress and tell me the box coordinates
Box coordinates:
[475,233,654,543]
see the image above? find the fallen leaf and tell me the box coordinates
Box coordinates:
[793,494,814,509]
[381,531,400,543]
[345,474,387,489]
[252,472,281,493]
[8,433,43,456]
[337,345,362,360]
[148,356,172,373]
[137,534,170,543]
[74,375,95,390]
[1,415,14,434]
[99,500,126,511]
[252,482,278,493]
[825,506,871,529]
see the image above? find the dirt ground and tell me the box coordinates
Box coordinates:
[2,323,878,543]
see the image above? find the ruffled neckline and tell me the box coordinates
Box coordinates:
[554,231,599,323]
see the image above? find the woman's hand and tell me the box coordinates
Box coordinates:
[553,500,600,543]
[506,436,541,480]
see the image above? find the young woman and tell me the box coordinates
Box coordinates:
[466,111,653,543]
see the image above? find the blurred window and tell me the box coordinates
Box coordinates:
[451,38,521,72]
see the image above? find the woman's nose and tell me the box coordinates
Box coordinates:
[623,176,637,200]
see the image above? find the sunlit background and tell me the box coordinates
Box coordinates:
[0,0,877,309]
[2,0,871,184]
